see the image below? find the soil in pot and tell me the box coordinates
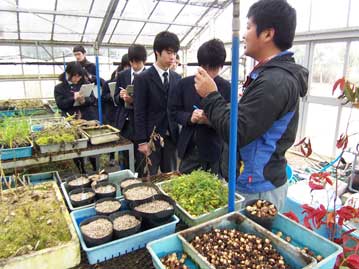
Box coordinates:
[110,211,142,239]
[134,200,173,214]
[80,216,113,247]
[69,188,95,207]
[67,176,90,191]
[94,182,117,199]
[123,184,158,201]
[120,178,142,190]
[89,173,109,188]
[95,198,121,215]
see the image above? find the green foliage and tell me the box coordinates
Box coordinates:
[0,183,72,259]
[162,170,228,217]
[34,126,79,146]
[0,116,30,148]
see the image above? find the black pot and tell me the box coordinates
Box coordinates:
[122,182,159,203]
[244,199,278,230]
[88,173,109,183]
[69,188,96,208]
[119,178,142,193]
[109,210,142,239]
[79,215,113,247]
[129,194,175,227]
[66,175,91,192]
[94,182,117,199]
[95,197,122,216]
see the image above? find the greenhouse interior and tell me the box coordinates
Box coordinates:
[0,0,358,268]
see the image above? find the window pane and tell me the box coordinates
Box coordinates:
[338,107,359,154]
[305,103,338,157]
[24,81,42,98]
[288,0,310,32]
[41,80,56,99]
[310,42,346,97]
[291,44,307,67]
[349,0,359,27]
[347,42,359,85]
[310,0,349,30]
[0,82,25,99]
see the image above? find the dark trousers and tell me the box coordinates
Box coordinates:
[148,135,177,176]
[179,146,219,175]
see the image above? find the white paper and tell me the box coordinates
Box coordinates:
[108,82,117,106]
[74,83,95,106]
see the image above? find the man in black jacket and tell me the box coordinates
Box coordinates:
[134,31,181,175]
[169,39,230,174]
[194,0,308,210]
[114,44,147,175]
[73,45,96,80]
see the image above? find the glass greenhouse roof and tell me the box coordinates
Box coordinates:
[0,0,231,47]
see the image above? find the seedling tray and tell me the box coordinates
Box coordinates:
[81,125,120,145]
[0,138,33,161]
[0,110,16,118]
[36,133,88,154]
[157,179,244,226]
[30,117,67,132]
[70,200,179,265]
[23,171,61,186]
[178,212,316,269]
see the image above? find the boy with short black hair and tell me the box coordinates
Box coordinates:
[169,39,230,174]
[134,31,181,175]
[194,0,308,210]
[73,45,96,79]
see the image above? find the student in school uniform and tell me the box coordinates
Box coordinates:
[169,39,230,174]
[54,61,97,174]
[73,45,96,79]
[134,31,181,175]
[114,44,147,175]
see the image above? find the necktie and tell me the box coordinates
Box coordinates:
[131,72,135,84]
[163,71,169,91]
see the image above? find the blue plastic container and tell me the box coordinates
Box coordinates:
[286,164,293,182]
[147,234,199,269]
[23,171,61,185]
[272,213,342,269]
[0,110,16,117]
[70,201,179,265]
[0,144,33,160]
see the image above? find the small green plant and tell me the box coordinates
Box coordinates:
[34,126,80,146]
[0,116,30,149]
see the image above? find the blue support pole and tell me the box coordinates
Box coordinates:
[95,55,103,125]
[228,0,240,212]
[63,52,66,79]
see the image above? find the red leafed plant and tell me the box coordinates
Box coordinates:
[287,78,359,269]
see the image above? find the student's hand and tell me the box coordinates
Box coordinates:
[191,109,201,123]
[123,95,133,104]
[74,92,85,103]
[119,88,127,99]
[138,143,150,156]
[194,67,218,98]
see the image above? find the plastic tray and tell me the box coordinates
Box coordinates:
[147,234,199,269]
[179,212,316,269]
[23,171,61,186]
[30,116,67,132]
[81,125,120,145]
[70,201,179,265]
[0,110,16,117]
[37,134,88,154]
[157,179,245,226]
[0,139,33,160]
[62,169,136,211]
[271,213,342,269]
[0,182,80,269]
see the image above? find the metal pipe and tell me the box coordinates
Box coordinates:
[228,0,240,212]
[95,55,103,124]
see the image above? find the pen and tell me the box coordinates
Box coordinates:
[193,105,199,110]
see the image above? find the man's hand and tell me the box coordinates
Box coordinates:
[119,88,127,99]
[138,143,150,156]
[194,67,218,98]
[191,109,201,123]
[197,110,210,125]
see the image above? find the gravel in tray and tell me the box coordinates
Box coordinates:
[95,185,116,194]
[120,179,142,189]
[96,201,121,213]
[70,192,95,201]
[134,200,173,213]
[81,218,113,239]
[124,186,157,200]
[68,176,90,187]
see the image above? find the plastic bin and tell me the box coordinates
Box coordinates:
[178,212,316,269]
[147,234,199,269]
[62,169,136,211]
[70,201,179,265]
[0,110,16,117]
[271,213,342,269]
[0,141,33,161]
[157,180,245,227]
[23,171,61,185]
